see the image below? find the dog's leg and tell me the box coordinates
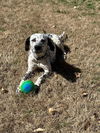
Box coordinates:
[16,60,36,93]
[59,32,68,42]
[35,63,52,87]
[59,32,68,59]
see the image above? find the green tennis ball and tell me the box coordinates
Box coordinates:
[20,80,35,93]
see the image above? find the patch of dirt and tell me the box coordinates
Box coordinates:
[0,0,100,133]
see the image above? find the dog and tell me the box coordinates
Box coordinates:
[17,32,67,93]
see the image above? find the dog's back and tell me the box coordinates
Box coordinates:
[46,33,67,60]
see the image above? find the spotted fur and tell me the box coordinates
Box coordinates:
[17,32,67,92]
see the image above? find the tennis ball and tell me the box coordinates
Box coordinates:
[20,80,35,93]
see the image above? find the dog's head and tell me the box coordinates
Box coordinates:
[25,34,54,59]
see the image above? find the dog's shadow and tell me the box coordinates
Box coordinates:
[52,45,81,82]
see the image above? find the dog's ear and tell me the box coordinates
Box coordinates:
[25,37,30,51]
[47,37,54,51]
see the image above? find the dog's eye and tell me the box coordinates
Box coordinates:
[41,39,45,43]
[32,38,36,42]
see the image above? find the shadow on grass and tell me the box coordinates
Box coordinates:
[52,45,81,82]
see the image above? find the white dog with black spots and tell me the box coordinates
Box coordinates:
[17,32,67,93]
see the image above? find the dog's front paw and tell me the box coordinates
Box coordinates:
[16,80,25,93]
[16,86,20,94]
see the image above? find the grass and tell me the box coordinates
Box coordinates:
[93,74,100,82]
[57,0,97,10]
[0,27,6,32]
[0,0,100,133]
[86,0,95,9]
[55,121,67,130]
[53,0,98,17]
[82,11,96,16]
[56,9,68,14]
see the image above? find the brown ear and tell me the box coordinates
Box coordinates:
[47,37,54,51]
[25,37,30,51]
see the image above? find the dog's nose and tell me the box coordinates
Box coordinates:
[35,45,42,51]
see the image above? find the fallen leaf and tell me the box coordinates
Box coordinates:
[48,108,56,115]
[48,108,55,113]
[75,72,81,78]
[82,92,88,97]
[33,128,45,132]
[1,88,8,93]
[84,121,90,130]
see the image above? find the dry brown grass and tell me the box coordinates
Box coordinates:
[0,0,100,133]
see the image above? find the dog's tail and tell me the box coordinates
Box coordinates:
[59,32,68,42]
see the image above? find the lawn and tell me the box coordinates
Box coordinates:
[0,0,100,133]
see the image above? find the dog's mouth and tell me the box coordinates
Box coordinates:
[32,49,42,54]
[35,49,43,54]
[32,48,47,60]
